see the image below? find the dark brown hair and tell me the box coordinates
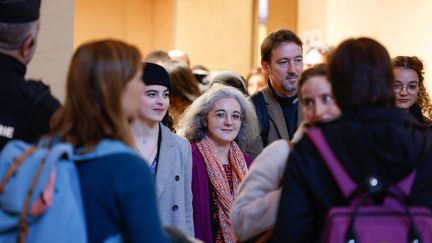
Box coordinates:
[328,38,395,111]
[298,64,328,103]
[50,39,141,150]
[261,29,303,63]
[163,60,201,102]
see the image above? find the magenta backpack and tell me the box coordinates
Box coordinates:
[306,128,432,243]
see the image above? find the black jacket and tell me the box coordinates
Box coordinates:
[273,107,432,242]
[0,53,61,149]
[409,102,432,128]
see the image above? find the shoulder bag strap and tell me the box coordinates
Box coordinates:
[0,146,37,193]
[17,149,50,243]
[306,127,357,199]
[394,171,416,196]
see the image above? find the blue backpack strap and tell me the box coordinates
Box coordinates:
[0,146,37,193]
[251,91,270,146]
[17,145,52,242]
[306,127,357,199]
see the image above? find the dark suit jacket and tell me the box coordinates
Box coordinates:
[246,86,303,158]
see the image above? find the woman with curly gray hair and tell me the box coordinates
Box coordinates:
[178,84,259,243]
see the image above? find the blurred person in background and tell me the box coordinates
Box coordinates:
[169,49,190,67]
[163,60,201,130]
[246,67,268,95]
[192,64,211,93]
[144,49,170,65]
[210,70,248,96]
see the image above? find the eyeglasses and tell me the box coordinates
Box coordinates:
[209,111,243,123]
[394,82,419,95]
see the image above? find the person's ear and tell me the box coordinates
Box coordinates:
[19,35,34,58]
[261,60,270,74]
[202,118,207,128]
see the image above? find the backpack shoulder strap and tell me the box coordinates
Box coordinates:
[395,170,416,196]
[0,146,37,193]
[306,127,357,198]
[251,91,270,146]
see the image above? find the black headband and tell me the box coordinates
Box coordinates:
[142,62,172,92]
[0,0,41,23]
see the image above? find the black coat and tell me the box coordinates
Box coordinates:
[0,53,60,149]
[409,102,432,128]
[273,107,432,242]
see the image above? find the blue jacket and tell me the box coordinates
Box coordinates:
[75,140,170,243]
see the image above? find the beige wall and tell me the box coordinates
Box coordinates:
[74,0,174,57]
[39,0,432,101]
[298,0,432,91]
[174,0,255,76]
[267,0,297,34]
[74,0,259,78]
[153,0,175,50]
[297,0,326,46]
[27,0,74,102]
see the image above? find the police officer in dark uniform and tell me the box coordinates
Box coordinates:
[0,0,61,149]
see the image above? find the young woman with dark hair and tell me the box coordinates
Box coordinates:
[273,38,432,242]
[130,62,194,237]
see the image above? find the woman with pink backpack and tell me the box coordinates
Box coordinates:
[273,38,432,242]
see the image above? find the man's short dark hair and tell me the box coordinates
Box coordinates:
[328,37,395,111]
[261,29,303,63]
